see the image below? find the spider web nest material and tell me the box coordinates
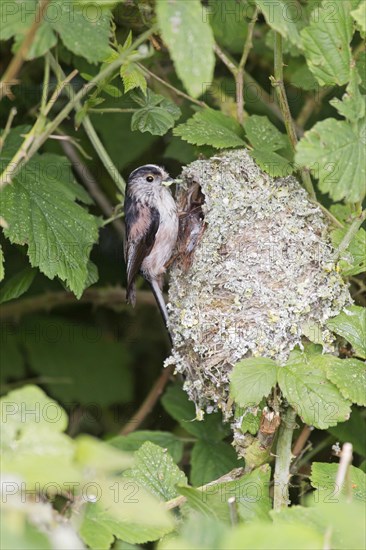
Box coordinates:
[165,150,351,422]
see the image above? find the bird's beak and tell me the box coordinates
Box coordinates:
[161,176,175,187]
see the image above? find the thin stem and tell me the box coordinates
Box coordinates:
[138,63,207,108]
[238,7,259,121]
[335,442,353,500]
[0,0,51,100]
[292,425,313,457]
[0,27,156,189]
[40,55,50,115]
[119,365,174,435]
[88,108,138,113]
[214,43,238,75]
[272,33,316,200]
[273,406,297,511]
[228,497,239,525]
[43,69,79,117]
[334,210,366,258]
[0,107,17,152]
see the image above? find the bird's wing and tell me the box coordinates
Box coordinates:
[124,195,160,294]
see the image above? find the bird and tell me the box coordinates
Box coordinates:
[124,164,179,333]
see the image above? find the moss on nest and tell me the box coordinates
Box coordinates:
[165,150,351,420]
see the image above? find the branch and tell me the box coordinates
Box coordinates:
[292,425,313,457]
[0,0,50,100]
[335,442,353,500]
[237,7,259,123]
[119,365,174,435]
[273,406,297,511]
[59,138,125,241]
[0,286,157,321]
[334,210,366,258]
[271,32,316,200]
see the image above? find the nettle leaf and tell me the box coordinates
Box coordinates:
[0,127,99,298]
[126,442,187,501]
[330,69,366,123]
[174,108,245,148]
[322,357,366,406]
[131,90,181,136]
[277,350,352,429]
[120,63,147,94]
[0,267,36,305]
[352,1,366,33]
[244,116,293,177]
[295,118,366,204]
[331,226,366,276]
[300,0,353,86]
[156,0,215,98]
[255,0,301,45]
[109,431,184,464]
[1,0,113,62]
[326,306,366,359]
[230,357,278,408]
[311,463,366,502]
[190,440,241,487]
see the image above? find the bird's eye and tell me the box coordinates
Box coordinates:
[146,175,154,182]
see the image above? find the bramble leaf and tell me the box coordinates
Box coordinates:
[326,306,366,359]
[174,109,245,148]
[230,358,278,408]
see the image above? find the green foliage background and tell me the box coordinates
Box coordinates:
[0,0,365,548]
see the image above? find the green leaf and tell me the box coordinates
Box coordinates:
[331,227,366,276]
[226,523,323,550]
[209,0,249,54]
[328,407,366,457]
[230,358,278,408]
[20,316,133,406]
[0,128,100,298]
[244,115,290,151]
[251,149,293,177]
[126,442,187,500]
[108,431,184,463]
[255,0,301,44]
[311,463,366,502]
[330,69,365,123]
[0,267,36,304]
[120,63,147,94]
[75,435,134,472]
[278,351,352,429]
[190,440,241,486]
[322,356,366,406]
[174,109,245,148]
[241,410,261,435]
[295,118,366,203]
[156,0,215,98]
[131,107,176,136]
[352,2,366,33]
[300,0,353,86]
[290,64,319,91]
[326,305,366,359]
[161,383,230,441]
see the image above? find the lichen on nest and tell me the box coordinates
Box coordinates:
[165,149,351,419]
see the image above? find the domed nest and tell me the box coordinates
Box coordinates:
[165,150,351,420]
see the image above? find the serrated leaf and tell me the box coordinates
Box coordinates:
[311,463,366,502]
[244,115,290,152]
[131,107,176,136]
[108,431,184,463]
[323,357,366,406]
[290,64,319,90]
[352,2,366,33]
[156,0,215,98]
[126,442,187,501]
[230,358,278,408]
[241,411,261,435]
[120,63,147,94]
[0,267,36,304]
[300,0,353,86]
[326,306,366,359]
[331,227,366,276]
[278,352,352,429]
[174,109,245,148]
[161,383,230,441]
[190,440,241,486]
[295,118,366,203]
[251,149,293,177]
[255,0,301,45]
[0,127,100,298]
[330,69,365,123]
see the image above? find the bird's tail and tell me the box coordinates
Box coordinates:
[149,278,173,345]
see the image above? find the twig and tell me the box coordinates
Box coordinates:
[43,69,79,117]
[0,0,51,100]
[335,442,353,500]
[48,53,127,195]
[0,27,156,189]
[334,210,366,258]
[271,32,316,200]
[60,138,125,241]
[138,63,207,108]
[296,87,331,129]
[237,7,259,123]
[88,108,138,113]
[214,43,238,75]
[119,365,174,435]
[273,406,297,511]
[0,107,17,152]
[228,496,239,525]
[292,425,313,457]
[0,286,157,321]
[40,55,50,114]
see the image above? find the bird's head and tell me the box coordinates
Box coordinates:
[127,164,174,188]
